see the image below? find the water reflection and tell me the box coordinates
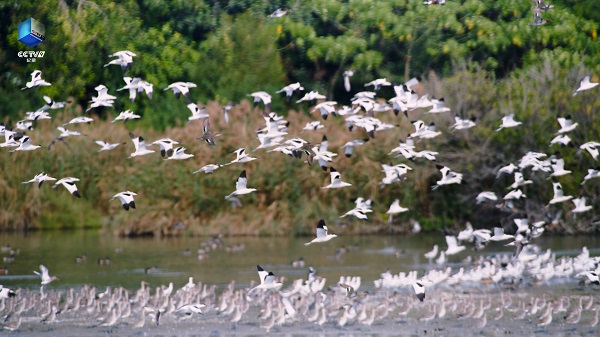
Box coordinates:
[0,230,599,291]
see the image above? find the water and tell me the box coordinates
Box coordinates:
[1,230,599,292]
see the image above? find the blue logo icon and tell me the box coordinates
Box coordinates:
[18,17,45,48]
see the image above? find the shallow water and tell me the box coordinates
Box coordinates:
[1,230,599,292]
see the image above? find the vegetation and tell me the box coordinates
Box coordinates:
[0,1,599,235]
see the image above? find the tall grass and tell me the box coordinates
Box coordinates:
[2,60,600,235]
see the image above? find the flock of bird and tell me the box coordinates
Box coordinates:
[2,0,600,332]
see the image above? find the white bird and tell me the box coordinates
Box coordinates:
[322,167,352,189]
[296,90,326,103]
[509,172,533,189]
[497,163,517,177]
[248,91,272,109]
[95,140,122,152]
[343,69,354,92]
[129,132,155,158]
[269,8,291,18]
[22,172,57,188]
[572,197,592,214]
[444,235,466,255]
[556,115,578,134]
[302,120,325,132]
[21,70,51,90]
[504,189,526,200]
[225,170,257,199]
[450,115,476,130]
[150,138,179,158]
[111,191,137,211]
[186,103,209,121]
[63,116,94,126]
[340,207,370,220]
[249,265,283,294]
[427,98,451,113]
[476,191,498,204]
[457,222,474,241]
[432,165,463,189]
[104,50,136,71]
[193,164,224,175]
[340,139,367,158]
[489,227,514,241]
[0,285,16,299]
[164,82,197,100]
[549,158,571,177]
[276,82,303,102]
[573,75,599,96]
[550,134,571,146]
[364,78,391,91]
[412,282,425,302]
[312,101,337,120]
[111,110,141,124]
[86,84,117,112]
[117,77,154,103]
[33,264,58,285]
[580,142,600,161]
[582,168,600,185]
[15,120,33,131]
[304,219,337,245]
[165,146,194,160]
[52,177,81,198]
[56,126,83,138]
[548,181,572,205]
[175,303,206,316]
[229,148,257,165]
[10,136,41,152]
[424,245,439,261]
[496,114,522,131]
[386,199,409,215]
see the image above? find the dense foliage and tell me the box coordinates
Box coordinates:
[0,1,599,235]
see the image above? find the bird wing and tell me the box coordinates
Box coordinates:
[236,171,248,190]
[257,265,269,285]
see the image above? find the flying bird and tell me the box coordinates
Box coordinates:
[573,76,599,96]
[129,132,155,157]
[322,167,352,189]
[52,177,81,198]
[196,118,221,146]
[225,170,257,199]
[249,265,283,293]
[33,264,58,285]
[111,191,137,211]
[164,82,197,100]
[22,172,57,188]
[304,219,337,245]
[21,70,51,90]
